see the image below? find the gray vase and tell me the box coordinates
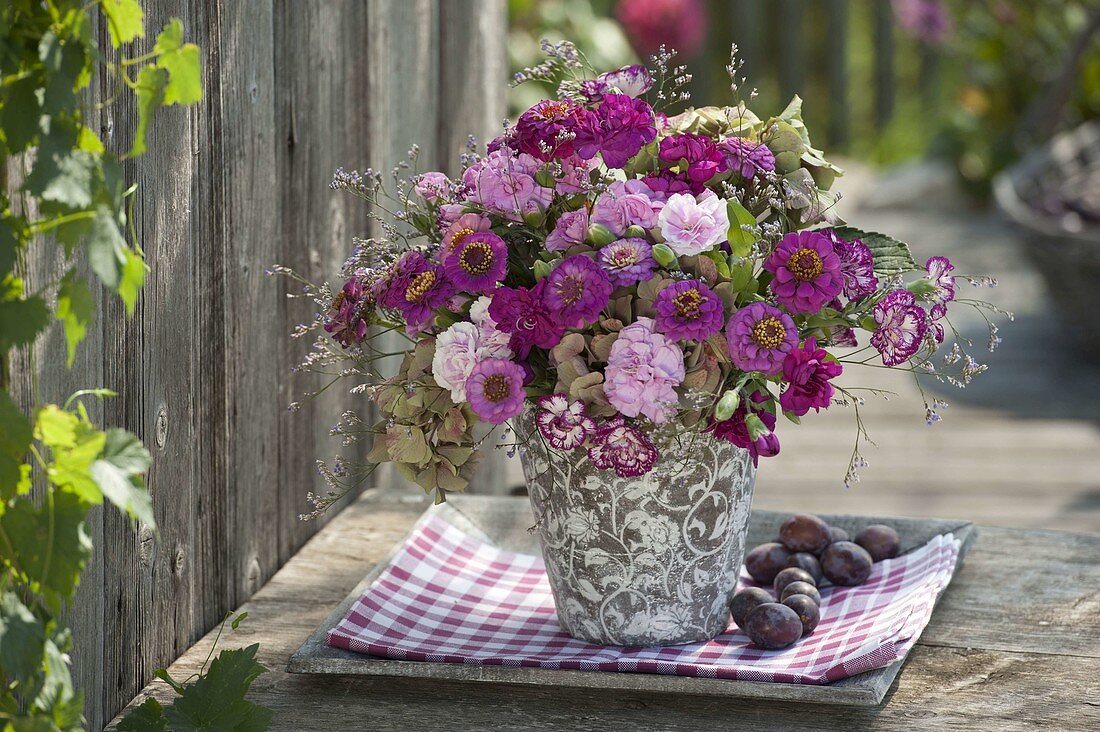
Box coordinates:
[515,408,757,647]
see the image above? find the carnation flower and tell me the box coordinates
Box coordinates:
[871,289,928,365]
[536,394,596,450]
[708,392,780,466]
[324,277,371,347]
[653,279,724,341]
[443,231,508,294]
[764,230,844,314]
[586,416,660,477]
[726,301,798,375]
[546,208,589,251]
[591,180,659,235]
[657,192,729,256]
[376,251,454,328]
[462,148,552,220]
[924,256,956,304]
[580,65,654,100]
[514,99,590,161]
[572,94,657,169]
[642,169,695,200]
[780,338,842,417]
[604,317,685,423]
[599,238,656,287]
[926,302,947,344]
[488,281,565,358]
[542,255,614,327]
[465,358,527,424]
[717,137,776,180]
[554,155,597,194]
[658,133,726,190]
[413,171,450,202]
[439,213,491,260]
[829,232,878,301]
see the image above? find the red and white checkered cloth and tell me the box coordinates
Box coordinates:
[328,512,960,684]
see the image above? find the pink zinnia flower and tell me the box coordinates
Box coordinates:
[765,230,844,314]
[871,289,928,366]
[708,392,780,466]
[599,237,656,287]
[443,231,508,294]
[488,281,565,358]
[604,317,685,423]
[780,338,842,417]
[514,99,591,161]
[726,301,799,375]
[439,213,491,261]
[546,208,589,252]
[572,94,657,169]
[542,255,614,327]
[657,192,730,256]
[653,278,724,341]
[536,394,596,450]
[465,358,527,425]
[587,417,660,477]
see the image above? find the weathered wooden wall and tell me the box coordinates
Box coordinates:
[13,1,506,728]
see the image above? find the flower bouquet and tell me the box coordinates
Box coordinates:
[280,43,1005,646]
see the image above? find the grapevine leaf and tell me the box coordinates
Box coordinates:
[118,247,146,315]
[832,226,919,274]
[34,627,82,728]
[57,274,94,366]
[164,644,271,732]
[86,205,127,290]
[153,18,184,55]
[0,491,92,606]
[101,0,145,48]
[90,429,154,527]
[77,125,105,154]
[154,19,202,106]
[0,391,32,491]
[130,65,168,157]
[0,217,19,275]
[0,293,51,351]
[0,592,45,684]
[22,145,97,209]
[1,76,41,153]
[118,698,168,732]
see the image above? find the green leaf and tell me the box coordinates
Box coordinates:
[0,293,51,351]
[102,0,146,48]
[77,125,105,154]
[725,200,757,257]
[0,491,93,606]
[0,217,20,275]
[22,146,97,209]
[86,205,128,289]
[155,20,202,107]
[57,274,94,366]
[35,627,81,728]
[34,404,79,449]
[130,65,168,157]
[164,644,272,732]
[118,247,146,315]
[0,390,32,492]
[119,697,168,732]
[90,429,154,527]
[831,226,919,274]
[1,76,42,153]
[0,592,46,684]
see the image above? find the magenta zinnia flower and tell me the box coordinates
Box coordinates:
[604,317,685,423]
[514,99,591,161]
[376,251,454,328]
[536,394,596,450]
[542,255,613,327]
[924,256,956,304]
[765,230,844,314]
[828,232,878,302]
[653,278,725,341]
[438,213,491,261]
[780,338,842,417]
[488,281,565,358]
[572,94,657,169]
[708,392,780,466]
[718,137,776,180]
[726,302,799,375]
[587,416,660,477]
[324,276,372,347]
[659,133,726,191]
[599,238,656,287]
[466,358,527,424]
[443,231,508,294]
[871,289,928,366]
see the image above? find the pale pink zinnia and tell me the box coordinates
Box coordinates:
[604,317,685,423]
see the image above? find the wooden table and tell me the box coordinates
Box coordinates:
[108,489,1100,731]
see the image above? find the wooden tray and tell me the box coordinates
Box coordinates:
[288,495,976,706]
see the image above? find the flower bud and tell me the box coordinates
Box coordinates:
[715,390,741,422]
[745,413,771,441]
[533,260,552,281]
[651,243,678,268]
[522,209,547,228]
[585,223,617,247]
[624,224,647,239]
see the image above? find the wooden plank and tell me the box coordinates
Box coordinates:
[825,0,849,148]
[873,0,895,128]
[728,0,765,86]
[107,492,1100,730]
[777,0,804,100]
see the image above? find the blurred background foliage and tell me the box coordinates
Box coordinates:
[508,0,1100,201]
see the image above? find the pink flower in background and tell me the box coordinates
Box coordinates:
[580,65,654,100]
[780,339,842,417]
[708,392,780,466]
[892,0,954,46]
[462,149,552,220]
[542,255,614,327]
[604,317,685,423]
[871,289,928,366]
[591,180,659,235]
[587,417,660,477]
[413,171,450,202]
[439,213,491,261]
[653,278,724,341]
[443,231,508,294]
[924,256,956,304]
[659,133,726,191]
[488,281,565,358]
[536,394,596,450]
[546,208,589,251]
[726,301,798,375]
[615,0,706,57]
[431,320,513,403]
[572,94,657,169]
[465,358,527,424]
[657,191,729,256]
[718,137,776,180]
[765,230,844,314]
[514,99,591,161]
[599,238,656,287]
[829,232,878,302]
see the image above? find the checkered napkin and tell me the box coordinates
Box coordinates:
[327,513,960,684]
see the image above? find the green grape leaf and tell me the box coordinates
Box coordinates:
[130,65,168,157]
[90,428,154,527]
[34,629,82,728]
[57,274,94,367]
[86,205,128,290]
[101,0,146,48]
[118,698,168,732]
[831,226,919,274]
[38,405,107,504]
[164,644,271,732]
[153,18,184,55]
[0,491,92,606]
[0,217,19,275]
[0,293,51,351]
[0,592,46,684]
[118,247,146,315]
[0,391,32,492]
[22,145,97,209]
[725,200,758,257]
[77,125,105,154]
[35,404,80,449]
[154,19,202,107]
[1,75,42,153]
